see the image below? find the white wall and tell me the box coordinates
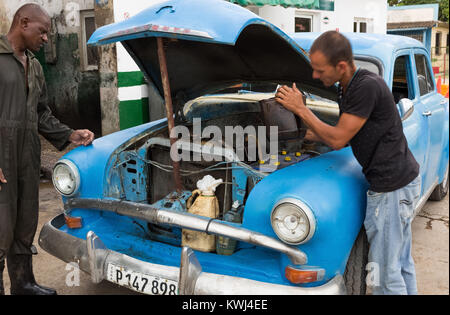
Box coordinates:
[388,7,436,23]
[335,0,387,33]
[258,5,294,33]
[257,5,336,33]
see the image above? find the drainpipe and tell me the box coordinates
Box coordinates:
[157,37,183,193]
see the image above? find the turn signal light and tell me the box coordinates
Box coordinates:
[285,266,325,284]
[65,214,82,229]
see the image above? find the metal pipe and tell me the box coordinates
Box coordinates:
[157,37,183,192]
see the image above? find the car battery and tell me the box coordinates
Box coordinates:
[251,151,311,173]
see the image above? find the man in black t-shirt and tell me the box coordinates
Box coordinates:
[275,31,421,295]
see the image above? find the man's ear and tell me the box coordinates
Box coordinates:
[19,17,29,30]
[336,61,348,74]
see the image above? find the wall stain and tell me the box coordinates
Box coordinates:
[35,33,101,135]
[0,0,11,34]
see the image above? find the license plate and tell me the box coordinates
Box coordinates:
[106,263,178,295]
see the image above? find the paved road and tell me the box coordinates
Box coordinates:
[2,180,448,295]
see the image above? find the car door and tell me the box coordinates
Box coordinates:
[413,49,446,194]
[391,49,428,195]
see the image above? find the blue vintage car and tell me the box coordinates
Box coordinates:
[39,0,449,295]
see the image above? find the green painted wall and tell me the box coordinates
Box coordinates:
[119,98,150,130]
[117,70,150,130]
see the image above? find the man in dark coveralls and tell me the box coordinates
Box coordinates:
[276,31,421,295]
[0,3,94,295]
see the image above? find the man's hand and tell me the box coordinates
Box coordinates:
[276,83,367,151]
[69,129,95,146]
[275,83,306,116]
[0,168,7,191]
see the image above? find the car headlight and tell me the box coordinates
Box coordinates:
[52,159,80,197]
[271,198,316,245]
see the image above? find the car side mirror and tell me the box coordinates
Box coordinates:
[397,98,414,120]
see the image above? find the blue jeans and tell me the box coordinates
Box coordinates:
[364,175,421,295]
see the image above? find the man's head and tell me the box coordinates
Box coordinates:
[9,3,50,52]
[309,31,355,87]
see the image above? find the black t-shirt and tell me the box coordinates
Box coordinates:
[338,69,419,192]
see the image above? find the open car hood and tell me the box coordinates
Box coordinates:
[88,0,337,110]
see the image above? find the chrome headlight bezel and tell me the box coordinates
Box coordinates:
[52,159,80,197]
[270,198,316,245]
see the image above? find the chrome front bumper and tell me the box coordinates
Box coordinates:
[39,214,346,295]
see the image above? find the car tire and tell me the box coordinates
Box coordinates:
[429,164,449,201]
[344,228,369,295]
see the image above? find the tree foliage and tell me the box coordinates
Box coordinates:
[387,0,449,22]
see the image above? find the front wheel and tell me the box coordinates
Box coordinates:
[344,228,369,295]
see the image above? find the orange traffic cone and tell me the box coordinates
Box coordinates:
[436,76,442,94]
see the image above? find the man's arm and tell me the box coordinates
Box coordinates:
[275,83,367,150]
[304,129,324,143]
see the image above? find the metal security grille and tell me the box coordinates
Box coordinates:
[389,30,424,43]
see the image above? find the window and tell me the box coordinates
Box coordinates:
[360,22,367,33]
[295,16,312,32]
[415,54,435,96]
[354,18,372,33]
[80,10,99,71]
[354,59,381,76]
[435,32,442,56]
[392,55,414,103]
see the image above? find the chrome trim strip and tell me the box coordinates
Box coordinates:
[99,24,214,43]
[179,247,202,295]
[442,163,449,191]
[65,198,307,265]
[38,218,345,295]
[86,231,109,284]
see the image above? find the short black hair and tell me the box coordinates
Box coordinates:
[310,31,354,66]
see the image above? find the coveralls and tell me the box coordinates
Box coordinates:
[0,35,73,263]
